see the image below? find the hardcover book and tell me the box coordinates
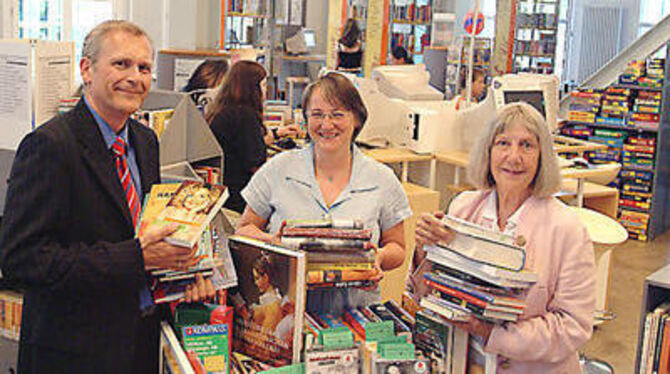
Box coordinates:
[227,236,306,366]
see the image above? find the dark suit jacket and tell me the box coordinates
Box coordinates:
[0,100,161,373]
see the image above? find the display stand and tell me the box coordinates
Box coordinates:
[635,264,670,371]
[142,90,224,183]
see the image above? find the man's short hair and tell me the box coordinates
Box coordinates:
[82,20,153,63]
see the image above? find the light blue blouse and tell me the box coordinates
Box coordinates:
[241,144,412,313]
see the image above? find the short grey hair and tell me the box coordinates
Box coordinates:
[82,20,153,63]
[467,102,561,198]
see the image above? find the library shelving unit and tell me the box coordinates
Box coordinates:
[635,264,670,372]
[220,0,272,50]
[560,52,670,241]
[513,0,560,74]
[389,0,433,64]
[443,36,492,100]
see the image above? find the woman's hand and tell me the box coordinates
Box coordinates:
[277,124,300,138]
[449,315,495,342]
[415,211,454,249]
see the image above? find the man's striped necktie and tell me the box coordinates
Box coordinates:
[111,136,141,228]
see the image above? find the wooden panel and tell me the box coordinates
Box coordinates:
[380,182,439,304]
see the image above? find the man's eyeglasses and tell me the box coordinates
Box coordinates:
[307,111,348,122]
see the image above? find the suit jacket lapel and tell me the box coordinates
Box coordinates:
[128,122,154,199]
[69,99,133,227]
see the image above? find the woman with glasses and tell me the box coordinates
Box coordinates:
[236,72,412,313]
[410,102,595,373]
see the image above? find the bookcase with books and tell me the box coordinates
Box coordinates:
[444,36,492,100]
[560,51,670,241]
[513,0,560,74]
[636,264,670,373]
[389,0,433,64]
[220,0,272,50]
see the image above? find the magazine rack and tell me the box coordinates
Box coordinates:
[142,90,224,183]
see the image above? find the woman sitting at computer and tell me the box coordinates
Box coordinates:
[456,67,487,110]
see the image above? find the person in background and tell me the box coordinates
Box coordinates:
[182,59,229,92]
[236,72,412,314]
[390,45,414,65]
[0,20,213,374]
[456,67,487,109]
[411,102,595,373]
[206,61,298,214]
[336,19,364,73]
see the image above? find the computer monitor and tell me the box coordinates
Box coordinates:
[371,64,444,101]
[303,29,316,50]
[490,73,560,131]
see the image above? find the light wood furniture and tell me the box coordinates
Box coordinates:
[363,147,433,183]
[380,182,439,304]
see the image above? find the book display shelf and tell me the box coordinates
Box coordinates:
[513,0,560,74]
[389,0,433,64]
[560,49,670,241]
[636,264,670,372]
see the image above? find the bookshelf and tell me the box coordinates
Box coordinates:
[636,264,670,372]
[560,51,670,241]
[220,0,272,50]
[443,36,492,100]
[513,0,560,74]
[389,0,433,64]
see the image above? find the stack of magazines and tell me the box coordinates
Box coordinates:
[137,181,238,303]
[280,219,378,290]
[420,215,537,323]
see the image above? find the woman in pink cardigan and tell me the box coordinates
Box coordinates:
[412,102,595,373]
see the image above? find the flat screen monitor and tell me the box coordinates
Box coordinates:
[503,90,546,118]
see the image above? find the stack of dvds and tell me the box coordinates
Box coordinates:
[567,89,602,124]
[597,87,630,128]
[620,60,646,85]
[280,219,378,290]
[619,210,651,241]
[630,90,661,131]
[622,136,655,172]
[638,58,665,88]
[587,128,626,167]
[420,216,536,325]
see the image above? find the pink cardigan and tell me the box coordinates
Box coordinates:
[449,190,595,374]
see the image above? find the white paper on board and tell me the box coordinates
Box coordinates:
[0,40,32,150]
[34,40,75,126]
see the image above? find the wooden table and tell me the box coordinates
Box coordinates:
[553,135,608,155]
[363,147,433,183]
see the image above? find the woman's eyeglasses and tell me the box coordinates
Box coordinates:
[308,110,348,122]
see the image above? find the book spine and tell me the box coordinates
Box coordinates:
[307,269,376,284]
[425,279,488,309]
[307,280,375,289]
[368,304,411,335]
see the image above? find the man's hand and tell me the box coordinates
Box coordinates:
[415,211,454,249]
[139,224,196,270]
[184,273,216,303]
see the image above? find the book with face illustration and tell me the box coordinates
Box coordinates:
[156,180,228,248]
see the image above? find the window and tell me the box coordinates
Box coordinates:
[18,0,64,40]
[638,0,670,37]
[479,0,496,39]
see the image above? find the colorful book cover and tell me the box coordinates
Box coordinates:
[227,236,306,366]
[182,324,230,374]
[155,181,228,248]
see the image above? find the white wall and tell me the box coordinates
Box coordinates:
[305,0,328,54]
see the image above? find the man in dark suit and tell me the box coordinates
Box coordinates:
[0,20,212,373]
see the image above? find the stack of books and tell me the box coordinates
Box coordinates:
[587,128,625,166]
[137,181,237,304]
[0,290,22,341]
[597,87,630,128]
[420,216,537,324]
[280,219,378,290]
